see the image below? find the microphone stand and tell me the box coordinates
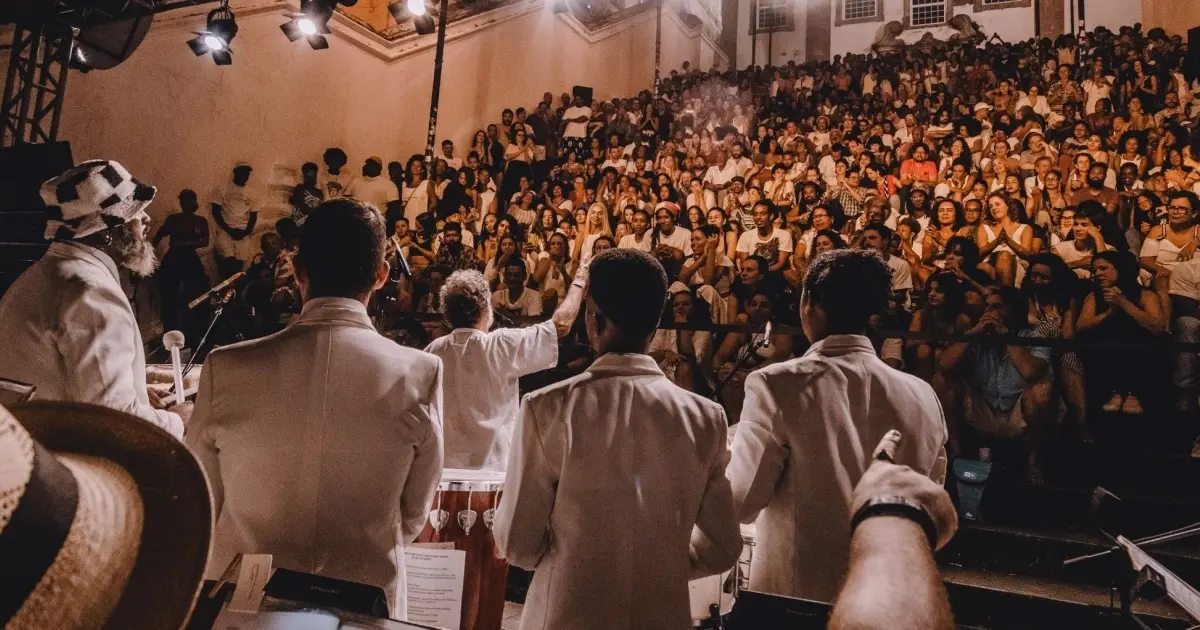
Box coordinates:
[712,320,772,406]
[177,289,237,385]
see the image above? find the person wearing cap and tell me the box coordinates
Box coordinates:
[494,248,740,630]
[727,249,947,604]
[0,401,212,629]
[211,161,259,279]
[187,198,443,620]
[0,160,189,439]
[344,156,399,214]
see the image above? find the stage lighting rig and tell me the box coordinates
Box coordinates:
[280,0,359,50]
[187,1,238,65]
[281,0,335,50]
[388,0,436,34]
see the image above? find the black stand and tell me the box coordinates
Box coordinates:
[712,326,771,406]
[171,290,237,395]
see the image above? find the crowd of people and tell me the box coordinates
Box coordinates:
[150,25,1199,479]
[8,19,1200,630]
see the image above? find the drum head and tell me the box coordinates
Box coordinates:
[439,468,506,491]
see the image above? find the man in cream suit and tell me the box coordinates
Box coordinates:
[494,248,741,630]
[188,199,443,620]
[728,249,948,603]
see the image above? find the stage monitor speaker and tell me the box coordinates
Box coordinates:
[1187,26,1200,83]
[572,85,593,104]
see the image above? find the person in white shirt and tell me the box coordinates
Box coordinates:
[439,139,463,170]
[561,94,592,156]
[0,160,188,438]
[651,206,693,265]
[728,248,948,603]
[736,200,794,272]
[617,208,654,252]
[861,222,914,293]
[319,147,356,200]
[211,162,259,277]
[345,157,399,214]
[491,259,543,317]
[494,248,741,630]
[188,199,443,620]
[426,264,587,470]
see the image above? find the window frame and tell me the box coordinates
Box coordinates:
[751,0,795,34]
[973,0,1032,12]
[835,0,883,26]
[903,0,951,28]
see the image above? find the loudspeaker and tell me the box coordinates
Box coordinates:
[572,85,593,104]
[74,13,154,70]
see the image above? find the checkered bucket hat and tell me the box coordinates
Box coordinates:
[40,160,157,241]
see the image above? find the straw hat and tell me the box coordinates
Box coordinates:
[0,402,212,629]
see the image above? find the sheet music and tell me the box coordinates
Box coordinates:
[403,547,466,630]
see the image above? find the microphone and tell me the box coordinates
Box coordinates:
[394,246,412,278]
[162,330,186,405]
[188,272,245,310]
[754,321,773,349]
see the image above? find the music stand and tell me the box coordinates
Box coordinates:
[1116,536,1200,628]
[0,378,36,406]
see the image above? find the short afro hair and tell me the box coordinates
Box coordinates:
[802,248,891,335]
[588,248,668,338]
[441,270,492,329]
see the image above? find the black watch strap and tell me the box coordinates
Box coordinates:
[849,496,938,549]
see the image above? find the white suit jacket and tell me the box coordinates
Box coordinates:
[424,320,558,471]
[728,334,947,603]
[493,353,741,630]
[0,241,182,437]
[187,298,444,619]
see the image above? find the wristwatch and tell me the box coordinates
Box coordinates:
[849,496,938,549]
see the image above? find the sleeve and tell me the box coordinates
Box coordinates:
[735,231,751,254]
[492,397,557,569]
[727,371,790,524]
[689,417,742,580]
[494,319,559,377]
[186,353,224,513]
[400,358,445,543]
[1140,235,1160,260]
[58,284,184,439]
[523,291,544,317]
[777,229,794,253]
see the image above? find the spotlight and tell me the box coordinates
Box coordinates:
[387,0,435,33]
[281,0,335,50]
[187,1,237,65]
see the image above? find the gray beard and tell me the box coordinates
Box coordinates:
[120,237,159,278]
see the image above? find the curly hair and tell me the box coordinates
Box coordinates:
[440,269,492,329]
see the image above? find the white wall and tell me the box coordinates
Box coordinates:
[1082,0,1140,35]
[735,0,808,68]
[57,0,720,225]
[830,0,1034,57]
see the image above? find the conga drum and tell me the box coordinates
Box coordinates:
[688,523,757,628]
[416,469,507,630]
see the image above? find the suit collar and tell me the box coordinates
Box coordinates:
[49,241,120,285]
[803,334,875,358]
[297,297,375,329]
[586,353,664,377]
